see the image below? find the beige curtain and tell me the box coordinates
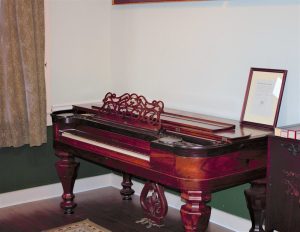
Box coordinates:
[0,0,46,147]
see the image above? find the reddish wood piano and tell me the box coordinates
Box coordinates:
[52,92,270,232]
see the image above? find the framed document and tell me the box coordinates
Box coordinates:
[240,68,287,128]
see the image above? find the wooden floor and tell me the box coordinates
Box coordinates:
[0,187,233,232]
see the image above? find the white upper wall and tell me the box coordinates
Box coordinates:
[47,0,300,126]
[111,0,300,126]
[46,0,111,106]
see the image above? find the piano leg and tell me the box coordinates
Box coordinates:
[55,150,80,214]
[120,173,135,200]
[180,191,211,232]
[244,179,266,232]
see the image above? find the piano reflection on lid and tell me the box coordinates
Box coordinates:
[52,92,271,232]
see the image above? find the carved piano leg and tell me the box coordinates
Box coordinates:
[180,191,211,232]
[137,182,168,227]
[55,150,80,214]
[244,179,266,232]
[120,173,135,200]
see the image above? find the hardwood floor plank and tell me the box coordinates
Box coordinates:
[0,187,233,232]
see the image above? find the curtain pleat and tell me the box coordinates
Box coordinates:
[0,0,46,147]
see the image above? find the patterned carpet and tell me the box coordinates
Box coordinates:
[43,219,111,232]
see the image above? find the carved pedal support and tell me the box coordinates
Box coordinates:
[120,173,135,200]
[139,182,168,226]
[282,169,300,205]
[180,191,211,232]
[135,218,165,229]
[55,150,79,214]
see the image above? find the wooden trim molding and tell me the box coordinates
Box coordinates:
[113,0,208,4]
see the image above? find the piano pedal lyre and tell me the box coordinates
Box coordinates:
[135,218,165,229]
[137,182,168,227]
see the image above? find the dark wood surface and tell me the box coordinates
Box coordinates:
[0,187,233,232]
[266,136,300,232]
[52,101,271,231]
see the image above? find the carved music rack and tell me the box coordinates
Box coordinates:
[92,92,164,132]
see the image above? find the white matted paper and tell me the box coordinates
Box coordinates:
[241,68,287,128]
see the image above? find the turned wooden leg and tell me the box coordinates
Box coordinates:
[120,173,135,200]
[244,179,266,232]
[180,191,211,232]
[55,150,79,214]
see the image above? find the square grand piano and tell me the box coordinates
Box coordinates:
[52,92,271,232]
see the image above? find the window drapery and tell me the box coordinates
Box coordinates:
[0,0,46,147]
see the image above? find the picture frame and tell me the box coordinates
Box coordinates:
[240,67,287,129]
[113,0,202,4]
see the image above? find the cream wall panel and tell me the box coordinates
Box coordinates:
[47,0,111,106]
[47,0,300,126]
[111,0,300,126]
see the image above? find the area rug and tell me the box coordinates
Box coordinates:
[43,219,111,232]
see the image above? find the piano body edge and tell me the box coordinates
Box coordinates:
[51,105,270,231]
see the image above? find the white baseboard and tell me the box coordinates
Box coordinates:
[0,173,251,231]
[210,208,251,232]
[0,174,112,208]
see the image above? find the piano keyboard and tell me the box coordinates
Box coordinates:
[61,132,150,162]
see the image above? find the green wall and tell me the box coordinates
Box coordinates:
[0,127,250,220]
[0,127,110,194]
[210,184,250,219]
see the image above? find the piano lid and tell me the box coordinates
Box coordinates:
[87,92,236,134]
[161,112,235,133]
[72,92,274,142]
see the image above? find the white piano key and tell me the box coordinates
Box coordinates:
[62,132,150,162]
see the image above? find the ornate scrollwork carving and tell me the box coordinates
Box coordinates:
[282,169,300,204]
[281,143,300,156]
[98,92,164,130]
[138,182,168,226]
